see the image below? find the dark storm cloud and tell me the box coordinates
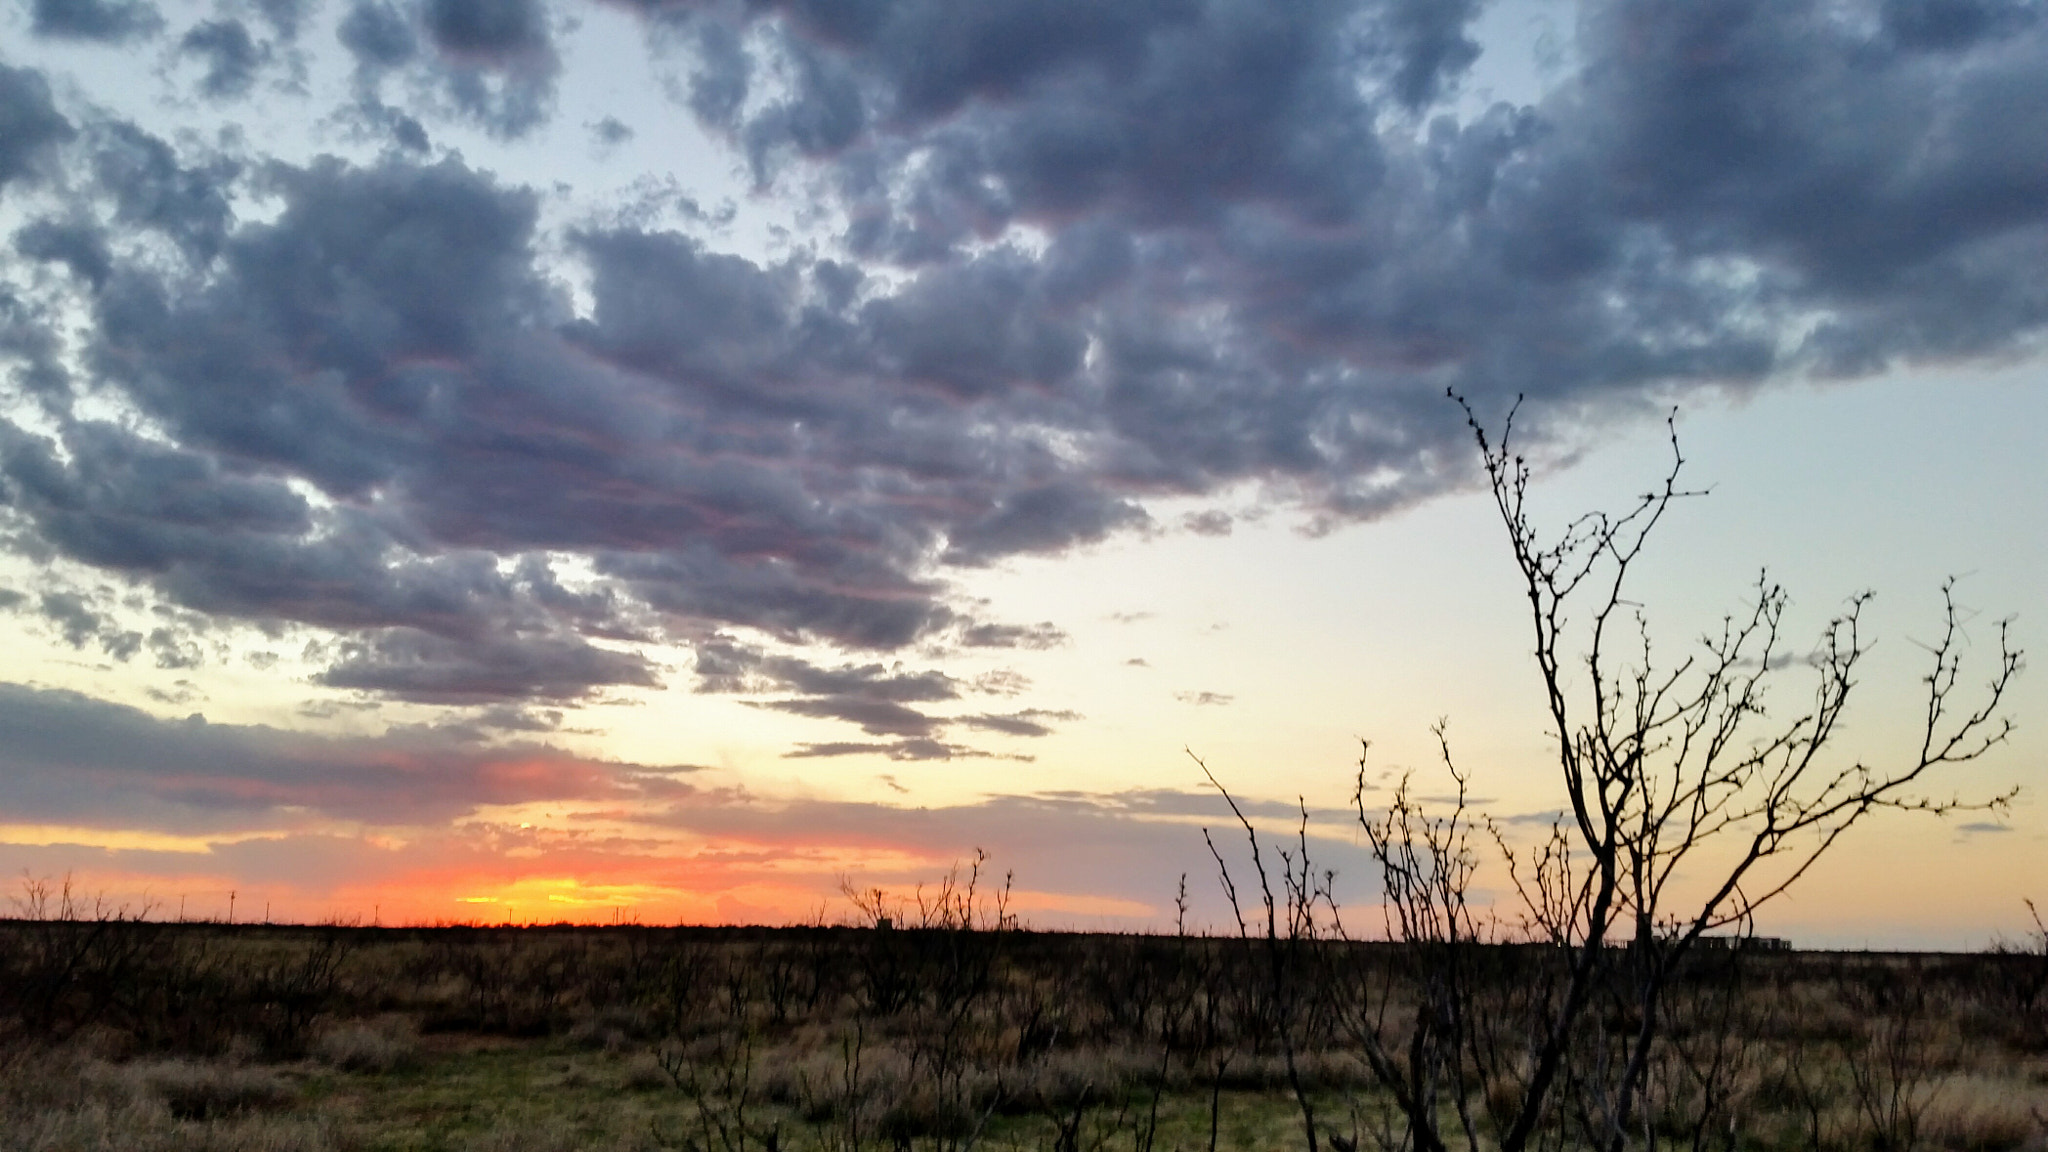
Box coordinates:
[0,682,694,831]
[29,0,162,41]
[179,18,264,99]
[0,66,74,193]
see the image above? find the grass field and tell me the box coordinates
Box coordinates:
[5,917,2048,1152]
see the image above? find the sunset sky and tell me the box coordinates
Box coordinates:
[1,0,2044,947]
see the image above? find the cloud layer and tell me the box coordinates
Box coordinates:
[2,0,2046,754]
[0,680,1370,928]
[0,682,696,832]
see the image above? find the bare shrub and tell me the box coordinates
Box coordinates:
[1199,394,2023,1152]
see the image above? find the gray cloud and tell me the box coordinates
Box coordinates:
[335,0,558,138]
[147,626,202,669]
[784,738,1024,762]
[958,621,1067,649]
[422,0,548,59]
[3,0,2046,752]
[960,709,1082,738]
[29,0,162,41]
[39,589,113,650]
[316,629,660,703]
[755,658,956,703]
[0,66,74,193]
[423,0,558,137]
[179,19,264,99]
[698,638,1074,753]
[0,290,69,401]
[701,640,949,739]
[253,0,309,40]
[757,694,940,738]
[89,121,238,261]
[338,0,417,69]
[0,682,694,831]
[15,218,113,287]
[621,0,2048,472]
[0,774,1386,928]
[944,483,1151,564]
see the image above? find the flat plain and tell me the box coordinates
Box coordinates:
[6,917,2048,1152]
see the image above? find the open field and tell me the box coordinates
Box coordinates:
[6,916,2048,1152]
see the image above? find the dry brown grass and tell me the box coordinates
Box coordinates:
[310,1017,417,1074]
[6,924,2048,1150]
[1918,1075,2048,1152]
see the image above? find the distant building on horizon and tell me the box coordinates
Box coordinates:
[1694,934,1792,952]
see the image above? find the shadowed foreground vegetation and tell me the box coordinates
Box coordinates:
[6,901,2048,1152]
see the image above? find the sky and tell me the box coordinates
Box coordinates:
[1,0,2044,948]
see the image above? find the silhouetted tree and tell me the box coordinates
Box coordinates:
[1206,393,2023,1152]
